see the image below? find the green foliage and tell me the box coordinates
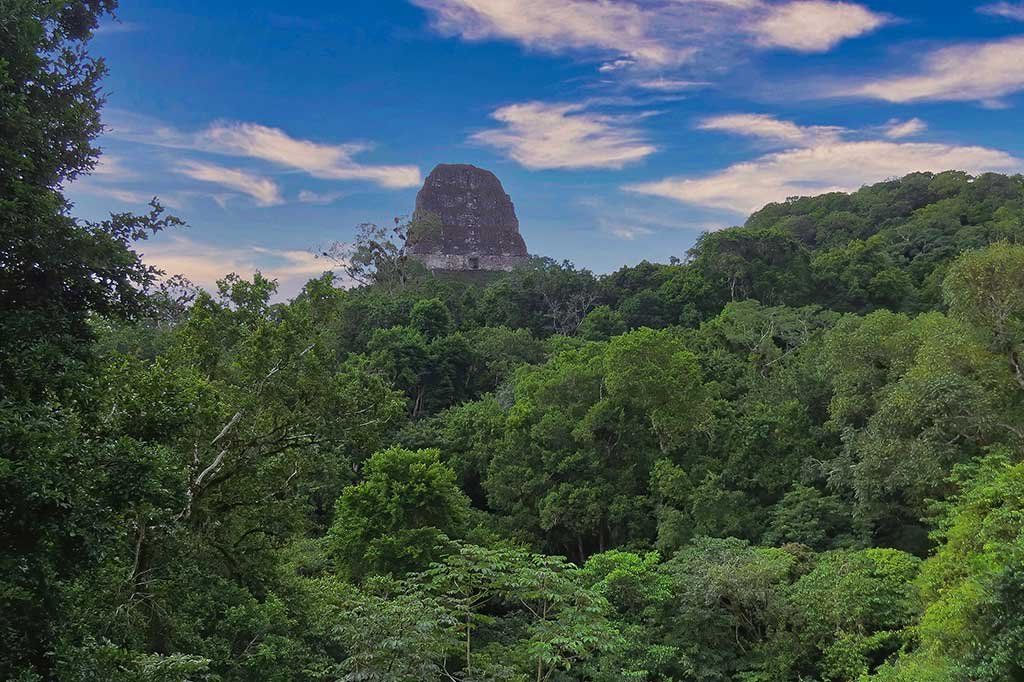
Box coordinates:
[789,549,920,680]
[603,327,707,452]
[579,550,677,680]
[657,537,799,680]
[5,26,1024,677]
[329,447,470,579]
[822,307,1016,550]
[687,227,815,315]
[764,485,860,550]
[321,219,430,292]
[465,325,546,392]
[811,237,916,312]
[485,328,707,558]
[410,297,454,339]
[480,257,599,336]
[871,451,1024,681]
[0,0,183,396]
[55,646,210,682]
[0,3,193,677]
[329,576,458,681]
[578,305,626,341]
[944,241,1024,391]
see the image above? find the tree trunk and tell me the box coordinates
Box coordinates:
[1010,349,1024,390]
[412,385,425,417]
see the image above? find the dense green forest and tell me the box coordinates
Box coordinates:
[3,3,1024,681]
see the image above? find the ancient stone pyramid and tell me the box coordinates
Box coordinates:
[407,164,528,272]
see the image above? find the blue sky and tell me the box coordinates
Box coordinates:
[70,0,1024,296]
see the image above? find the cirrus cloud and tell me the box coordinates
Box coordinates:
[105,110,422,200]
[609,224,654,240]
[199,122,422,189]
[471,101,657,170]
[176,161,284,206]
[635,77,710,92]
[882,117,927,139]
[842,35,1024,104]
[698,113,845,145]
[411,0,889,73]
[978,2,1024,20]
[297,189,347,205]
[411,0,690,66]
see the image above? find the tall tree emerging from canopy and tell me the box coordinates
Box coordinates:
[1,2,181,677]
[0,0,179,399]
[943,242,1024,391]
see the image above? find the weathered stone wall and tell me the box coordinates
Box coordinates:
[411,252,527,272]
[408,164,528,272]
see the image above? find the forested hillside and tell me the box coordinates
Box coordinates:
[3,3,1024,681]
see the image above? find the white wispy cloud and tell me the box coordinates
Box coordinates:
[71,182,186,210]
[411,0,888,73]
[105,111,422,193]
[626,114,1020,215]
[635,78,710,92]
[471,101,656,170]
[882,117,926,139]
[411,0,690,66]
[599,58,638,73]
[95,20,143,34]
[143,235,338,299]
[609,225,654,240]
[79,186,155,206]
[978,2,1024,20]
[698,113,845,145]
[90,155,134,179]
[752,1,887,52]
[297,189,347,205]
[843,35,1024,103]
[580,194,729,239]
[199,122,421,188]
[73,156,190,209]
[176,161,284,206]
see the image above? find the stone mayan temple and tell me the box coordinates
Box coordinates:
[407,164,529,274]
